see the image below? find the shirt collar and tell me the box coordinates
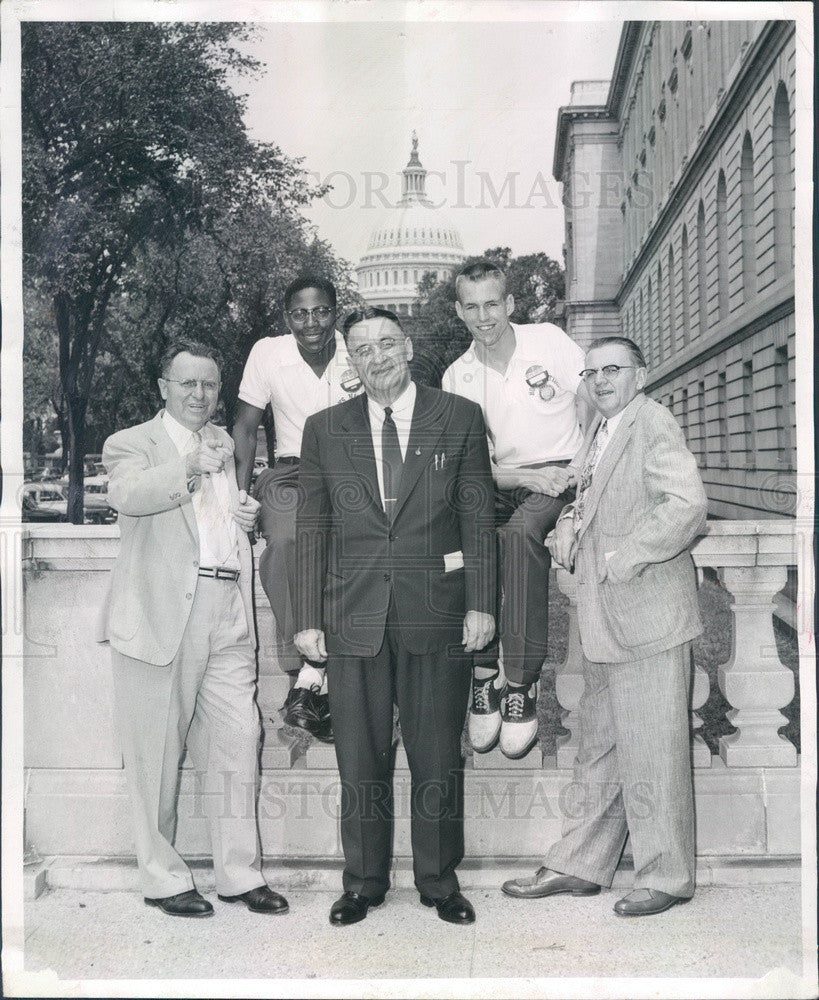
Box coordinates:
[603,409,626,437]
[367,379,417,424]
[161,409,204,452]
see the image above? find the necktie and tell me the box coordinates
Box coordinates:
[382,406,403,519]
[191,431,234,564]
[573,420,608,532]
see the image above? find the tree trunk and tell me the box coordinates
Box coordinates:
[66,397,87,524]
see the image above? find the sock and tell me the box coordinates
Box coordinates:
[473,665,499,681]
[294,664,325,690]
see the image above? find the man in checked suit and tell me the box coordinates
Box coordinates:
[294,307,496,926]
[101,339,288,918]
[502,337,707,917]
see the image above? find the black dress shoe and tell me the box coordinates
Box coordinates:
[420,891,475,925]
[218,885,289,914]
[329,890,385,926]
[144,889,214,918]
[282,686,322,735]
[313,692,334,743]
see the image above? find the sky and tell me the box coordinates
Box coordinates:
[233,16,623,270]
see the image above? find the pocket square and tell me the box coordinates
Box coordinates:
[444,550,464,572]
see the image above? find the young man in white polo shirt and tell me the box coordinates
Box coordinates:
[233,276,363,741]
[442,260,593,758]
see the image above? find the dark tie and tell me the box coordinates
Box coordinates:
[382,406,403,519]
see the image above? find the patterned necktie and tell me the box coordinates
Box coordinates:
[573,420,608,532]
[191,431,233,564]
[382,406,403,520]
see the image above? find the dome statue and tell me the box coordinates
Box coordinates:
[356,133,467,318]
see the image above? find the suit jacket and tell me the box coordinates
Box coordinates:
[99,412,255,666]
[296,384,496,657]
[570,394,707,663]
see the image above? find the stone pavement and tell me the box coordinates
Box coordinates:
[8,881,816,998]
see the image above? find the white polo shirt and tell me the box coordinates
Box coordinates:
[442,322,585,467]
[238,332,362,458]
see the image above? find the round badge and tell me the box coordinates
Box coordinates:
[538,383,556,401]
[340,369,362,395]
[525,364,549,395]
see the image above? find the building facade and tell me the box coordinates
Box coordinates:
[356,133,466,317]
[554,21,796,519]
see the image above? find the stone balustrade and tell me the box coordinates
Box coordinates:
[16,519,806,876]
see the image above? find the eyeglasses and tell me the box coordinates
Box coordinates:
[287,306,334,323]
[578,365,638,382]
[350,337,401,361]
[162,378,220,393]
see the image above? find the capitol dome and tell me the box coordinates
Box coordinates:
[356,133,467,318]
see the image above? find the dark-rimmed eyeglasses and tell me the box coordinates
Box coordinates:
[578,365,638,382]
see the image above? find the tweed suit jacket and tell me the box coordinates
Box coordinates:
[295,384,497,658]
[99,412,255,666]
[569,393,707,663]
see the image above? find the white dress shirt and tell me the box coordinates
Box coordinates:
[162,411,239,569]
[366,380,417,511]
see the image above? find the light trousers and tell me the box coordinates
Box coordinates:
[545,641,696,897]
[111,578,263,899]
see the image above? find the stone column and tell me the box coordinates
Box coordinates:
[554,569,585,769]
[717,565,797,767]
[690,659,712,767]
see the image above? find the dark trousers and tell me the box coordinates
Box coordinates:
[253,462,301,674]
[327,597,471,899]
[474,477,576,687]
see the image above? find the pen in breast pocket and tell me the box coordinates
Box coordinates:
[441,452,446,468]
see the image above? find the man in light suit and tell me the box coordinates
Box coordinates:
[294,307,496,926]
[502,337,707,917]
[102,339,288,918]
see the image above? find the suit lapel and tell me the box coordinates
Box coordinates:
[392,385,446,521]
[577,394,647,543]
[149,410,199,542]
[338,395,385,517]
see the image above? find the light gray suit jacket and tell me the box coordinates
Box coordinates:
[569,394,707,663]
[99,411,255,666]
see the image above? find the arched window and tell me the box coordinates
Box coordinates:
[681,226,691,345]
[668,245,676,353]
[716,170,729,320]
[772,81,793,279]
[696,200,708,336]
[740,132,756,298]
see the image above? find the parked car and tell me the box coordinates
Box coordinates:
[22,479,116,525]
[21,483,68,522]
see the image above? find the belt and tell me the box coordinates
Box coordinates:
[198,566,240,581]
[275,456,299,466]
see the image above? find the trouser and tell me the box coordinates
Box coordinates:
[327,596,472,900]
[545,642,696,897]
[111,578,263,899]
[474,471,575,687]
[253,461,302,674]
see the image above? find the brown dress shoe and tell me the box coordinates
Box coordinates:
[502,867,601,899]
[613,888,689,917]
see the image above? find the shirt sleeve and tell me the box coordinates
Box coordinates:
[237,339,273,410]
[548,326,585,396]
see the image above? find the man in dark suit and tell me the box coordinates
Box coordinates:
[294,307,496,926]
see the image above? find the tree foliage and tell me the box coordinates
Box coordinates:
[409,247,566,385]
[22,21,349,520]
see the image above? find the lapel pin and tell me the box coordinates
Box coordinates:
[415,447,421,456]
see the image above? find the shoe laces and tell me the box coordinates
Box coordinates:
[505,690,526,720]
[473,679,491,712]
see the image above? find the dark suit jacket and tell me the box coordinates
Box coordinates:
[296,384,496,657]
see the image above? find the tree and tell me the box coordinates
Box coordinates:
[22,22,331,521]
[411,248,566,384]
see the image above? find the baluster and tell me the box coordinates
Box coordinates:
[555,568,585,768]
[690,659,712,767]
[717,566,796,766]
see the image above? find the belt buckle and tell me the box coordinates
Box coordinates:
[215,567,238,581]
